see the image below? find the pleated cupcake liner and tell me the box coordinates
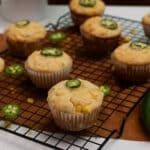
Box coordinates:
[143,23,150,37]
[50,106,100,131]
[70,11,104,26]
[112,56,150,82]
[7,37,46,58]
[80,35,120,57]
[25,63,72,89]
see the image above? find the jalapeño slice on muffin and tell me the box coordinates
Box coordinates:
[49,32,66,44]
[41,47,63,57]
[2,104,20,119]
[5,64,24,78]
[130,41,148,50]
[66,79,81,88]
[15,20,30,28]
[101,18,118,30]
[79,0,96,7]
[99,84,111,96]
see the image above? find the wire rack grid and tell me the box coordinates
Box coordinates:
[0,12,150,150]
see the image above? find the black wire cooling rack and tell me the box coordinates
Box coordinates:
[0,12,150,150]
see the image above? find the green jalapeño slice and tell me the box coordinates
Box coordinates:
[15,20,30,28]
[101,18,118,30]
[130,41,148,50]
[41,47,63,57]
[5,64,24,78]
[66,79,81,88]
[99,84,111,96]
[49,32,66,44]
[79,0,96,7]
[2,104,20,119]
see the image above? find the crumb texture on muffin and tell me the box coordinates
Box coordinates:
[26,50,72,72]
[112,43,150,65]
[70,0,105,16]
[80,16,121,38]
[142,13,150,25]
[0,57,5,72]
[5,21,47,43]
[47,79,104,114]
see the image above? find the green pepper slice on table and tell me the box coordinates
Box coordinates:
[2,104,20,119]
[5,64,24,78]
[99,84,111,96]
[49,32,66,44]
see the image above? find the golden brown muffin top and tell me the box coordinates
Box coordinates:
[26,48,72,72]
[112,42,150,65]
[5,20,47,43]
[0,57,5,73]
[69,0,105,16]
[142,13,150,25]
[47,79,104,114]
[80,16,122,38]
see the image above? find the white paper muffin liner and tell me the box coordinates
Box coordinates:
[49,106,100,131]
[111,56,150,82]
[25,62,72,89]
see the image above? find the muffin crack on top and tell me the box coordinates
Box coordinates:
[5,20,46,43]
[5,20,47,57]
[80,16,122,38]
[48,79,104,114]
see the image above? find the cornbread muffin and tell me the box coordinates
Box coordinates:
[0,34,8,53]
[111,41,150,82]
[48,79,104,131]
[0,58,5,73]
[5,20,47,58]
[80,16,122,56]
[25,47,72,89]
[69,0,105,26]
[142,13,150,37]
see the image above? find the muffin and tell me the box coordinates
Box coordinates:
[25,47,72,89]
[111,41,150,82]
[80,16,122,56]
[5,20,47,58]
[0,58,5,73]
[69,0,105,26]
[142,13,150,37]
[47,79,104,131]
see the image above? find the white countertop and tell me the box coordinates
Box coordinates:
[0,5,150,150]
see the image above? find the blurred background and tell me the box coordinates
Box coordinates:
[48,0,150,5]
